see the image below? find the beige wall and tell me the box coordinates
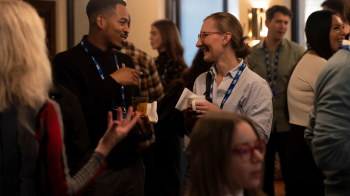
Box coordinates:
[73,0,165,57]
[74,0,89,45]
[239,0,292,41]
[35,0,67,53]
[126,0,165,57]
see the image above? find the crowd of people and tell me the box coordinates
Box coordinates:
[1,0,350,195]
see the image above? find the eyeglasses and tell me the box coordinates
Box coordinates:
[198,32,225,43]
[233,139,266,162]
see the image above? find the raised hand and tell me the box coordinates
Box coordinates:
[110,63,143,86]
[95,106,141,157]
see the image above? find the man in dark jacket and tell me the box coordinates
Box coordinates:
[52,0,150,195]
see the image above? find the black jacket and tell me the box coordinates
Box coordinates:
[52,36,141,167]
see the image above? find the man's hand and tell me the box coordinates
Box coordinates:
[110,63,143,86]
[133,114,152,138]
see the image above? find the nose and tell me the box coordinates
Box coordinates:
[251,149,264,163]
[340,26,347,37]
[123,23,129,34]
[196,38,202,48]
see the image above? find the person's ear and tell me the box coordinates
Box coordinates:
[265,19,270,28]
[96,15,105,29]
[223,32,232,45]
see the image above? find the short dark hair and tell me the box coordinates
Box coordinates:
[266,5,293,21]
[321,0,345,20]
[343,0,350,23]
[86,0,126,24]
[305,10,337,60]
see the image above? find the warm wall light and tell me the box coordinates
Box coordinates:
[248,13,252,19]
[248,8,266,40]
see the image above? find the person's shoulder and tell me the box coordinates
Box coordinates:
[196,71,210,82]
[244,68,270,87]
[52,44,83,63]
[284,39,304,52]
[251,40,264,52]
[324,50,350,71]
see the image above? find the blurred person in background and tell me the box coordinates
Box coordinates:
[120,15,163,103]
[0,1,140,195]
[154,49,212,196]
[150,19,188,93]
[305,0,350,195]
[249,6,305,195]
[185,111,266,196]
[119,15,164,196]
[286,10,345,196]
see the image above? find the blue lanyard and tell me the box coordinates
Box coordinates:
[209,62,247,109]
[160,59,172,82]
[264,45,280,86]
[80,39,126,113]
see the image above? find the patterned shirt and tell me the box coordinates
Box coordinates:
[155,51,187,93]
[120,42,164,103]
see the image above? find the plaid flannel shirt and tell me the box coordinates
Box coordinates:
[120,42,164,103]
[119,42,164,149]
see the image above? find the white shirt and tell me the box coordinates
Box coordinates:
[193,59,273,141]
[287,54,327,126]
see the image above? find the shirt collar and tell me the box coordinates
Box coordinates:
[209,58,244,78]
[339,40,350,52]
[256,38,286,50]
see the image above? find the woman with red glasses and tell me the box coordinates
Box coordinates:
[185,111,266,196]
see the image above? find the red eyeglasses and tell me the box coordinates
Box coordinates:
[233,139,266,162]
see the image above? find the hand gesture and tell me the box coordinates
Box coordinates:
[110,63,143,86]
[95,106,141,157]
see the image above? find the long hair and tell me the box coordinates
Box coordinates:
[305,10,337,60]
[185,112,264,196]
[284,10,337,121]
[0,1,52,112]
[204,12,251,61]
[152,19,187,67]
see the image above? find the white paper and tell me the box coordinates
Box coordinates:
[175,88,195,111]
[146,101,158,123]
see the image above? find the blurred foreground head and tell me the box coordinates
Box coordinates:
[0,1,52,112]
[186,111,265,196]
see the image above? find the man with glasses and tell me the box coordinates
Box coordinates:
[249,5,304,196]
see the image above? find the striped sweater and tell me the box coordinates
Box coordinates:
[0,99,106,196]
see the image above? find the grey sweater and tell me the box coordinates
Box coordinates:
[305,48,350,196]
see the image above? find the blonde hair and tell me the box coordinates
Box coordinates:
[0,1,52,111]
[205,12,251,61]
